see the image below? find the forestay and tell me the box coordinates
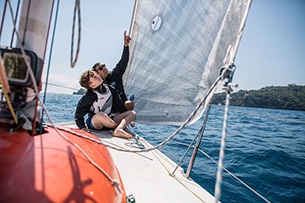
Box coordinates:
[124,0,252,125]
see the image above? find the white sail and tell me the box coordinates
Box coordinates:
[124,0,252,125]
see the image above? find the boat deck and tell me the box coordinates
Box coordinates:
[62,123,217,203]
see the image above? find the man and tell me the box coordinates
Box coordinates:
[75,70,136,139]
[92,31,134,111]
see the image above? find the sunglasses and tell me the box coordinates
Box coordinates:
[97,64,105,71]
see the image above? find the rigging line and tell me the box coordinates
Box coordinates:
[0,0,8,41]
[196,148,271,203]
[172,126,199,174]
[214,89,230,202]
[70,0,81,68]
[214,64,237,202]
[10,0,21,47]
[186,105,211,178]
[42,82,80,91]
[41,0,60,131]
[202,148,271,203]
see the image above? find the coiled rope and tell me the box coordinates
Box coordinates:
[70,0,81,68]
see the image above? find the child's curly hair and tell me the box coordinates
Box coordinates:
[79,70,96,89]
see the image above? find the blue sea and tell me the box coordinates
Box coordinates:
[44,93,305,203]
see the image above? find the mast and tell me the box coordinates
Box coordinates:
[16,0,53,58]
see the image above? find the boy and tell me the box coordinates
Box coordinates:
[75,70,136,139]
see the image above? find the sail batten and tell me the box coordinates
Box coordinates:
[124,0,252,125]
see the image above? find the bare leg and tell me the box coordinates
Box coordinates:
[112,110,136,139]
[91,112,118,130]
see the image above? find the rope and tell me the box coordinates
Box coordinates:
[214,90,230,202]
[70,0,81,68]
[213,65,237,202]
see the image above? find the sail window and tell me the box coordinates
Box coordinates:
[151,15,162,31]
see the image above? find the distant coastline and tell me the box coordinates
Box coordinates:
[73,88,85,95]
[211,84,305,111]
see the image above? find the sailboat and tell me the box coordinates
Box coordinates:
[0,0,253,202]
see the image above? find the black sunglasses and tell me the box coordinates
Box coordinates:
[97,64,105,71]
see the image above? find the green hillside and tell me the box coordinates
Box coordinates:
[211,84,305,111]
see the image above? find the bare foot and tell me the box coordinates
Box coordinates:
[113,128,133,139]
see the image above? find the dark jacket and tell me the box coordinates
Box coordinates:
[74,84,127,129]
[104,46,129,102]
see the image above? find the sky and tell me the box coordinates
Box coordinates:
[1,0,304,94]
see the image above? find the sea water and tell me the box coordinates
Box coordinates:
[43,93,305,203]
